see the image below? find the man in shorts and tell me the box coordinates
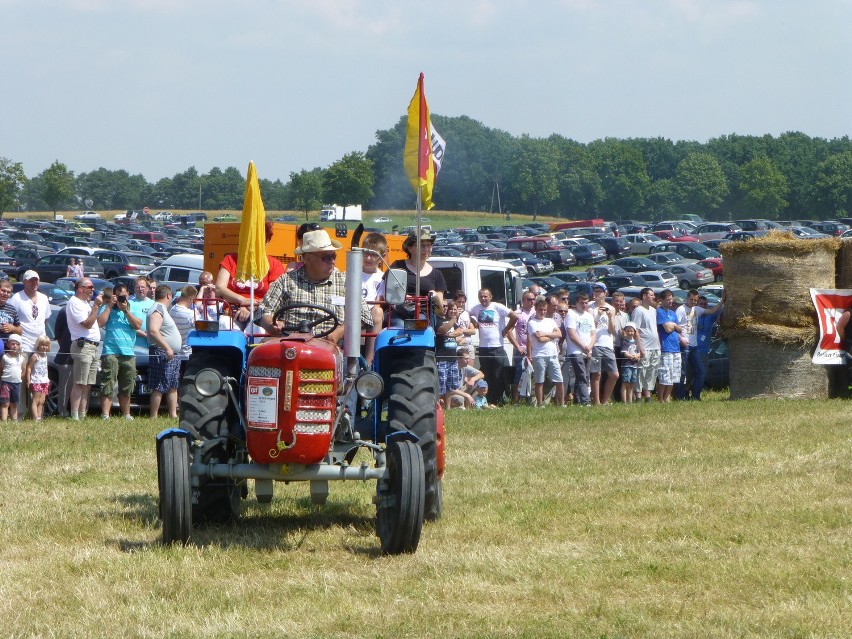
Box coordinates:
[656,289,685,403]
[97,284,143,420]
[66,278,104,420]
[630,287,661,401]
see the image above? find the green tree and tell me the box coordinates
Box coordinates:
[644,179,680,220]
[738,156,789,218]
[547,135,601,218]
[507,135,558,219]
[289,168,324,218]
[76,167,148,210]
[812,152,852,216]
[589,139,650,218]
[41,161,75,214]
[674,153,728,216]
[0,157,27,218]
[323,152,374,206]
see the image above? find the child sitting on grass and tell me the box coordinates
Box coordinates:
[473,379,496,409]
[26,335,51,421]
[0,334,25,421]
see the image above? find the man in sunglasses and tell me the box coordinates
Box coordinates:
[260,229,372,344]
[66,278,105,420]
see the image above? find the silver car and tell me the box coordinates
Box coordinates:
[622,233,667,254]
[636,270,678,289]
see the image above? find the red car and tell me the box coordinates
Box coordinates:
[652,230,699,243]
[699,257,723,281]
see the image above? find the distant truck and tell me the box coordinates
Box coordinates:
[320,204,362,222]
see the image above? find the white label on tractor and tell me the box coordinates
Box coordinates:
[247,377,279,430]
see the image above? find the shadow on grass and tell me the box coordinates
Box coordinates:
[110,492,382,556]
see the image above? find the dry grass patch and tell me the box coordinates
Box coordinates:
[0,400,850,638]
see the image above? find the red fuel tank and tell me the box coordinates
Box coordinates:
[245,337,340,465]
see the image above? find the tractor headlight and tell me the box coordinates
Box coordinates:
[354,371,383,400]
[195,368,224,397]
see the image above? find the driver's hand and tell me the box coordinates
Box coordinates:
[268,321,283,336]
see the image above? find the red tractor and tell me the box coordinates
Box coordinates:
[157,249,445,554]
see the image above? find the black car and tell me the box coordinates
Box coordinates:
[536,248,577,269]
[610,257,661,273]
[567,241,607,266]
[93,250,157,279]
[6,247,51,272]
[599,274,647,290]
[21,254,106,283]
[595,236,633,260]
[549,270,588,285]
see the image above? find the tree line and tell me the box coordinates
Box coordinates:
[2,116,851,221]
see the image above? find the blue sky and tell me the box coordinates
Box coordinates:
[1,0,849,183]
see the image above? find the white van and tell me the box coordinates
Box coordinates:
[147,254,204,294]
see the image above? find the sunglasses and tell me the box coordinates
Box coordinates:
[317,254,337,263]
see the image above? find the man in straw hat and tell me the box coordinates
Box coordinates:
[260,229,373,343]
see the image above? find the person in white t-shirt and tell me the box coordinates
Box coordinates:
[527,295,565,407]
[565,291,596,406]
[66,278,105,420]
[469,288,518,405]
[10,270,51,356]
[361,232,388,365]
[589,283,619,405]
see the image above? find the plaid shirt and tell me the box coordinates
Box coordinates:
[261,267,372,335]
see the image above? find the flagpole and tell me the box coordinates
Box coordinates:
[248,277,256,345]
[415,185,422,297]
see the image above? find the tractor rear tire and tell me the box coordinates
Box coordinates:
[386,349,441,521]
[179,352,241,524]
[159,436,191,545]
[376,439,424,554]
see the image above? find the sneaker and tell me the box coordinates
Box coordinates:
[101,414,110,420]
[123,415,134,421]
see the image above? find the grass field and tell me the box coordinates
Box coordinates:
[1,395,850,638]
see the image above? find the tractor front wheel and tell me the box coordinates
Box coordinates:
[179,352,242,524]
[159,436,191,545]
[376,439,424,554]
[387,350,441,521]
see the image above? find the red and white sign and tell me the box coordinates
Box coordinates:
[810,289,852,364]
[143,206,150,214]
[247,377,279,429]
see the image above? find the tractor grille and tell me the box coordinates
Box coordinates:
[291,369,335,434]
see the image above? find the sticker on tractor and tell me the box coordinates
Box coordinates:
[247,377,279,430]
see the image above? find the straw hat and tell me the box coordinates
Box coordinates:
[294,229,343,255]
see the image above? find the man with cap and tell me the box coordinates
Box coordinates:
[588,282,619,405]
[260,229,372,343]
[10,270,51,417]
[0,278,22,346]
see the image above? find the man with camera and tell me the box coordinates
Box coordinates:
[97,284,143,420]
[67,278,103,421]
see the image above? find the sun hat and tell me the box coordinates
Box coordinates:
[624,322,637,330]
[7,334,21,344]
[402,229,436,251]
[294,229,343,255]
[22,270,39,281]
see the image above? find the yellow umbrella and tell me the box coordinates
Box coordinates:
[235,161,269,339]
[235,160,269,283]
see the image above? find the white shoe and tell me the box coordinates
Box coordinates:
[123,415,134,421]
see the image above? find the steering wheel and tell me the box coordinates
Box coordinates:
[272,303,341,338]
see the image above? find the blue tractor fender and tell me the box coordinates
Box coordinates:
[372,326,436,363]
[187,329,249,370]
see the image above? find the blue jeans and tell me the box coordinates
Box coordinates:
[676,346,705,399]
[568,353,591,405]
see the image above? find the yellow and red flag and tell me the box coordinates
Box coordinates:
[235,160,269,283]
[403,72,436,210]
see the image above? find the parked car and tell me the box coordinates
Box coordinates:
[650,241,720,261]
[788,226,830,239]
[702,239,732,251]
[610,257,661,273]
[212,213,237,222]
[54,277,112,297]
[705,338,729,390]
[622,233,667,254]
[645,252,692,268]
[651,229,699,243]
[549,270,587,285]
[145,254,204,294]
[735,219,776,231]
[666,263,715,289]
[44,306,151,416]
[536,248,577,270]
[19,254,105,282]
[6,247,51,274]
[595,236,632,259]
[563,240,607,265]
[697,258,723,281]
[586,264,628,280]
[497,250,553,274]
[692,222,741,242]
[636,270,678,289]
[724,230,770,242]
[505,259,529,277]
[599,274,647,290]
[92,250,157,278]
[528,276,571,292]
[431,246,465,257]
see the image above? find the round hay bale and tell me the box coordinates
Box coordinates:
[719,320,817,347]
[728,323,828,399]
[720,232,840,331]
[837,238,852,288]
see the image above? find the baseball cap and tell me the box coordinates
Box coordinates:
[592,282,607,292]
[475,379,488,389]
[22,270,39,281]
